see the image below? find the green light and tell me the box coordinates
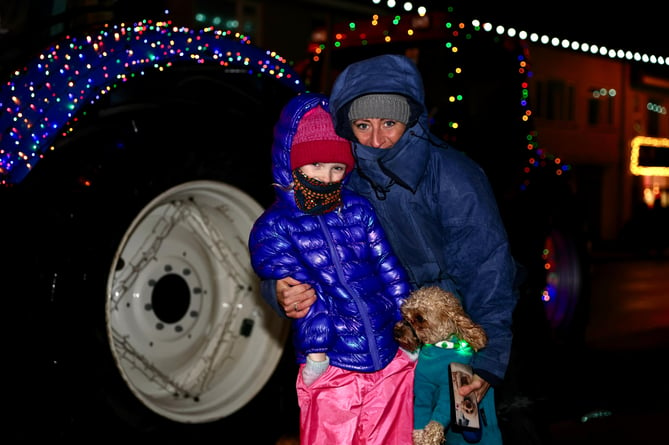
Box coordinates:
[581,410,612,423]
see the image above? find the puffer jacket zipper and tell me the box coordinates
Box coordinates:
[317,213,382,369]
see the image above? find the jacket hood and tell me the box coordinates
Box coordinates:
[330,54,435,194]
[330,54,428,141]
[271,92,336,189]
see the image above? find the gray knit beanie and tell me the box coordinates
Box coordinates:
[348,94,411,124]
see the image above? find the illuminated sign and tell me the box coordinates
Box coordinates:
[630,136,669,176]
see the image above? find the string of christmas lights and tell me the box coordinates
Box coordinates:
[310,11,572,188]
[0,19,304,185]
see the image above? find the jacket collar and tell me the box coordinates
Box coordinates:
[352,124,432,195]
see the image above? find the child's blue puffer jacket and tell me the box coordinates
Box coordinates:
[248,93,411,372]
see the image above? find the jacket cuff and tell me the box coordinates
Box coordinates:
[260,279,288,318]
[472,367,503,388]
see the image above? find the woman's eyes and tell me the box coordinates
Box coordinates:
[354,120,395,129]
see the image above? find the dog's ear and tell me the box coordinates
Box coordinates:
[454,315,488,351]
[394,320,421,352]
[464,327,487,351]
[439,290,488,351]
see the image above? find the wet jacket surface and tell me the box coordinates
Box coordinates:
[248,93,411,372]
[329,54,519,384]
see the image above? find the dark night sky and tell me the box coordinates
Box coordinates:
[455,2,667,57]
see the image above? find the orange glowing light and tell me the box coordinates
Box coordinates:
[630,136,669,176]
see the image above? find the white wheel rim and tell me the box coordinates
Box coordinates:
[106,180,289,423]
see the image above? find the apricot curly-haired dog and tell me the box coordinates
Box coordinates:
[394,286,487,445]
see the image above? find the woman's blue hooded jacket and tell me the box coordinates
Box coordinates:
[248,93,411,372]
[329,54,520,385]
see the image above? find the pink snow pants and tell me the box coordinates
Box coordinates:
[297,349,415,445]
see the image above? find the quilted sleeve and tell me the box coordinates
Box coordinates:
[248,211,299,280]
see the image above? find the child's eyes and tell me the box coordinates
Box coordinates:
[311,163,344,171]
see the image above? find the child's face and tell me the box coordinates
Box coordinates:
[298,162,347,184]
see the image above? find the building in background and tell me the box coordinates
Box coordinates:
[527,44,669,248]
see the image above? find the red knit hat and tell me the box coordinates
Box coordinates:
[290,106,354,174]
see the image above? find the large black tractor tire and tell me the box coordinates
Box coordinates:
[5,66,298,443]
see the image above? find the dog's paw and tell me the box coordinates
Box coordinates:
[422,421,445,445]
[394,320,420,351]
[412,428,425,445]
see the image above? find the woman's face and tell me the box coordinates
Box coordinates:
[350,118,407,149]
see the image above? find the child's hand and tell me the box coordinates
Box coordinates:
[302,354,329,386]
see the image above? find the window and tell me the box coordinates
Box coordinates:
[587,87,615,126]
[646,98,666,136]
[533,79,575,122]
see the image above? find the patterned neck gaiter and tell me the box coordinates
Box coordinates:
[292,169,343,215]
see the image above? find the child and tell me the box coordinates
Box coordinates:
[248,92,415,445]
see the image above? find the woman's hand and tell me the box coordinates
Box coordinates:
[277,276,316,318]
[458,373,491,404]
